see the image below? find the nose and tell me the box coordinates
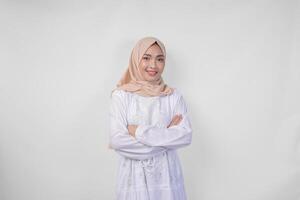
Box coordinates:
[149,58,157,69]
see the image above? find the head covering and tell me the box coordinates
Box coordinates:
[111,36,174,97]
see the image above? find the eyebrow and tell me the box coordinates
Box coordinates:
[143,54,164,57]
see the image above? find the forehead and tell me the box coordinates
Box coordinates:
[144,44,164,56]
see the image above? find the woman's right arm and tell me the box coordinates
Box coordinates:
[109,90,167,160]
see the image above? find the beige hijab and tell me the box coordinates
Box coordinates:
[111,36,174,97]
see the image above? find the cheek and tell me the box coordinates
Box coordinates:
[140,61,148,70]
[138,62,147,73]
[158,65,164,73]
[140,69,147,79]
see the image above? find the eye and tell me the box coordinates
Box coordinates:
[143,57,150,60]
[158,58,164,62]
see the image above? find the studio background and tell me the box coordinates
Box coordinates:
[0,0,299,199]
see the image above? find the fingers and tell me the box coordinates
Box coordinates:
[173,114,182,125]
[127,125,137,137]
[168,114,183,128]
[173,114,182,121]
[172,114,181,121]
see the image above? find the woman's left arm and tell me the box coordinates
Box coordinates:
[134,94,193,150]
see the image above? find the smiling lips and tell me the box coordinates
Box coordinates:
[146,69,157,76]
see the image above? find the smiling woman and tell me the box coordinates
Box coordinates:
[108,36,193,200]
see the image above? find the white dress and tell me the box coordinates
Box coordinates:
[109,88,193,200]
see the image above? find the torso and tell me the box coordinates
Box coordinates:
[115,90,187,200]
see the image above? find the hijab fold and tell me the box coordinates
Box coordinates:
[112,36,174,97]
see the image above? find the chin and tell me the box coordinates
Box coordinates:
[144,73,161,82]
[146,77,159,82]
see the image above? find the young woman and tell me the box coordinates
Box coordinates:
[109,36,193,200]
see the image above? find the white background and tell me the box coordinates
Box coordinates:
[0,0,299,199]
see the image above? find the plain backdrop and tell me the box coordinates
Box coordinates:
[0,0,299,200]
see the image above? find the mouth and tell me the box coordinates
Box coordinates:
[146,70,158,76]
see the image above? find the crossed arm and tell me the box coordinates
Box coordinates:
[109,91,192,160]
[126,114,183,138]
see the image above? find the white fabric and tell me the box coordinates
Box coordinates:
[109,88,192,200]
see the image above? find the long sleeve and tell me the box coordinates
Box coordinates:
[135,93,192,150]
[109,90,168,160]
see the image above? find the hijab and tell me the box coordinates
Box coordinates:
[111,36,174,97]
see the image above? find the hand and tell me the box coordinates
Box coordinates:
[127,125,138,137]
[167,114,182,128]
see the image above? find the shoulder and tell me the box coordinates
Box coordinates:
[169,88,189,113]
[112,88,136,96]
[169,87,184,101]
[172,87,183,97]
[111,88,126,98]
[110,89,134,105]
[167,87,188,112]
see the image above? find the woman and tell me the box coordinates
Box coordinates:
[109,36,193,200]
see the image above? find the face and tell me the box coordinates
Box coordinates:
[139,43,165,83]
